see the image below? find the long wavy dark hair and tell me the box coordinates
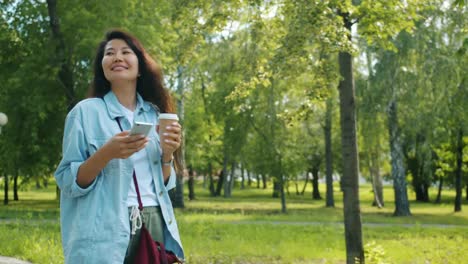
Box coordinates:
[88,29,183,172]
[88,29,173,113]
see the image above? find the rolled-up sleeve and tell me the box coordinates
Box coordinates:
[55,111,97,198]
[165,165,177,191]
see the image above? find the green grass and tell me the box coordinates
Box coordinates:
[1,180,467,263]
[0,222,63,264]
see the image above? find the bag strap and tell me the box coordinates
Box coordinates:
[116,118,144,211]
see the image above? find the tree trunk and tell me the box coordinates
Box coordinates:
[454,128,463,212]
[364,43,383,208]
[173,174,185,208]
[47,0,75,203]
[3,175,8,205]
[215,170,224,196]
[301,173,309,195]
[56,182,61,201]
[324,98,335,207]
[188,165,195,200]
[240,163,245,189]
[13,171,19,201]
[247,170,252,187]
[262,174,267,189]
[188,176,195,200]
[465,183,468,201]
[435,176,443,204]
[256,174,260,189]
[337,11,364,264]
[202,170,206,189]
[208,162,216,196]
[46,0,75,109]
[223,152,231,198]
[409,157,430,202]
[208,175,216,196]
[267,78,286,212]
[311,168,321,200]
[200,72,211,192]
[173,65,186,208]
[229,161,235,192]
[278,156,286,213]
[413,183,427,202]
[269,136,287,210]
[387,99,411,216]
[408,134,431,203]
[370,153,383,208]
[272,179,281,198]
[422,183,429,202]
[413,178,426,201]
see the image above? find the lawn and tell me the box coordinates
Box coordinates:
[0,179,467,263]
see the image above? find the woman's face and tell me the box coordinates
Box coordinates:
[101,39,139,85]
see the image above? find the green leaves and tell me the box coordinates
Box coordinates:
[1,0,465,197]
[357,0,422,51]
[226,66,272,104]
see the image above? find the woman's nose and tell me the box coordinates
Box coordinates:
[113,52,123,62]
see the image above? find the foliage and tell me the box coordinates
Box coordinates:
[0,0,466,216]
[362,241,388,264]
[0,1,65,184]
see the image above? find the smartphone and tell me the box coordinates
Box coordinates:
[129,122,153,136]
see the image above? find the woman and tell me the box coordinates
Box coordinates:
[55,29,184,263]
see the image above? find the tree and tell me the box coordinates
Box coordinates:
[335,0,421,261]
[324,98,336,207]
[336,8,364,261]
[1,1,66,203]
[159,0,241,205]
[356,43,389,208]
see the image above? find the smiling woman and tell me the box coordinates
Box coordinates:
[54,29,185,264]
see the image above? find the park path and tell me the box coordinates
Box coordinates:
[1,218,467,228]
[227,220,468,228]
[0,256,32,264]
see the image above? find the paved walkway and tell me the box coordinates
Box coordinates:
[1,218,467,228]
[0,256,32,264]
[226,220,468,228]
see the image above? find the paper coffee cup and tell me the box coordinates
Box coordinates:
[158,113,179,139]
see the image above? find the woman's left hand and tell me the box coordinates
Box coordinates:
[158,121,182,159]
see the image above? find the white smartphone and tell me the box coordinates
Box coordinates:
[129,122,153,136]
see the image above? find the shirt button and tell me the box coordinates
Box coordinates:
[153,160,159,165]
[168,219,173,225]
[159,191,163,196]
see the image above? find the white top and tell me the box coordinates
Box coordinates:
[120,105,158,207]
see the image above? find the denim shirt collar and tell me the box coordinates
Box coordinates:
[103,90,150,119]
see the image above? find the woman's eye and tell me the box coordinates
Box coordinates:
[105,52,114,56]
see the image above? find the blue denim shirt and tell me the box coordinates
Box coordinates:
[55,91,184,263]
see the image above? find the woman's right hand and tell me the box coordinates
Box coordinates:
[76,131,149,188]
[102,131,149,160]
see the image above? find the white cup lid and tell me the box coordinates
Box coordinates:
[159,113,179,120]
